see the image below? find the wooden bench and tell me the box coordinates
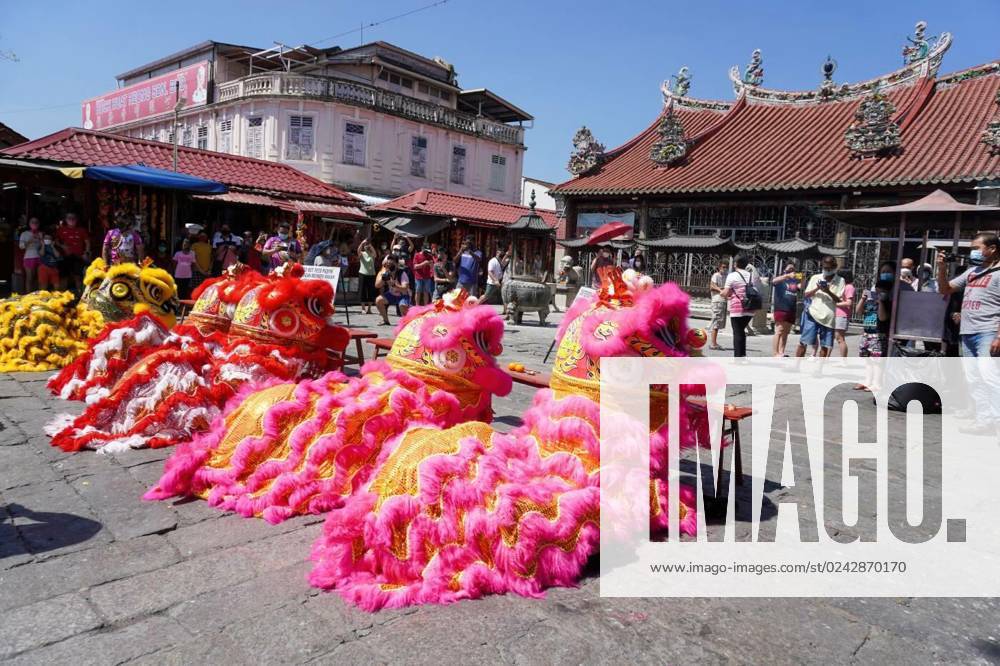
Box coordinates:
[367,337,394,359]
[507,368,551,389]
[684,398,753,499]
[342,328,378,368]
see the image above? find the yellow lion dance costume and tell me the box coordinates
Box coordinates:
[0,258,178,373]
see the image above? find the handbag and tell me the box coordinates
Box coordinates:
[738,269,762,311]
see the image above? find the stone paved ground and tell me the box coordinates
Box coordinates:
[1,305,998,664]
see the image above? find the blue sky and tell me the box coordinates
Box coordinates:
[1,0,997,184]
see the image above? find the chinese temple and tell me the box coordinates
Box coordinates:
[552,21,1000,291]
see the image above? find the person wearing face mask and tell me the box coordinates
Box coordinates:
[915,262,938,293]
[56,212,90,293]
[262,222,301,272]
[853,262,896,390]
[798,256,845,359]
[770,263,800,357]
[102,212,144,265]
[589,246,615,289]
[37,230,63,291]
[899,257,917,289]
[19,217,44,292]
[937,232,1000,435]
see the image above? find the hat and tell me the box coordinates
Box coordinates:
[185,223,204,234]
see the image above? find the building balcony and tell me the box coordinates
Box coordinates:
[215,73,525,147]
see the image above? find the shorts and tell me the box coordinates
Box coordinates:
[458,281,477,297]
[800,313,834,348]
[708,300,728,330]
[22,257,40,271]
[773,309,795,324]
[382,292,410,307]
[834,316,849,332]
[483,283,502,305]
[858,332,888,357]
[37,264,60,289]
[414,278,434,295]
[359,274,377,302]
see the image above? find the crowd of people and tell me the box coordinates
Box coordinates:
[705,238,999,374]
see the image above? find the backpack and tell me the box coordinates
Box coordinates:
[739,269,762,311]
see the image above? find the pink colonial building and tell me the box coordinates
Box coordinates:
[82,40,532,204]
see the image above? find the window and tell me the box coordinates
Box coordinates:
[218,119,232,153]
[165,129,175,144]
[437,89,451,102]
[450,145,466,185]
[181,127,193,147]
[410,136,428,178]
[286,115,314,160]
[401,77,413,89]
[489,154,506,191]
[196,126,208,150]
[418,82,430,94]
[342,122,366,166]
[246,116,264,159]
[378,71,389,81]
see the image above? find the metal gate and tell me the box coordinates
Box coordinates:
[851,240,881,322]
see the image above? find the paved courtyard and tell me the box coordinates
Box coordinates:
[1,305,998,664]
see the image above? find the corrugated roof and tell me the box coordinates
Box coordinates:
[554,64,1000,196]
[2,128,360,203]
[369,188,558,229]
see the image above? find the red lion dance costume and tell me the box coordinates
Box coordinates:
[145,291,512,523]
[47,264,348,454]
[48,263,265,402]
[146,270,711,610]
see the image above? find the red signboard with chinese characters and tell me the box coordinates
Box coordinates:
[81,60,210,130]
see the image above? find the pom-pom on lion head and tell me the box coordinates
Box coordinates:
[186,263,267,334]
[229,263,346,351]
[551,266,692,398]
[82,258,180,328]
[386,288,512,401]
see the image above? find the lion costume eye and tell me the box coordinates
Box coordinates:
[110,282,132,300]
[305,297,325,318]
[146,285,163,303]
[269,308,300,336]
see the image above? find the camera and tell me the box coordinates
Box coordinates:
[940,251,962,264]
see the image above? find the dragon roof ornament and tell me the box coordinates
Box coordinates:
[844,85,902,157]
[981,89,1000,155]
[729,21,952,105]
[567,126,605,176]
[649,100,689,167]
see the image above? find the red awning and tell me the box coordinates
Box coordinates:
[288,200,368,221]
[193,191,297,212]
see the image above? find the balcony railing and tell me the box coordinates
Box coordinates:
[215,74,525,146]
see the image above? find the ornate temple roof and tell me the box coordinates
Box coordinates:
[554,23,1000,197]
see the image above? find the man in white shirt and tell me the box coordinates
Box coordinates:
[484,248,505,306]
[708,260,729,350]
[798,255,845,358]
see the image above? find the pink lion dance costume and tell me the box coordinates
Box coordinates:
[47,264,349,454]
[48,264,266,402]
[145,291,513,523]
[308,269,709,610]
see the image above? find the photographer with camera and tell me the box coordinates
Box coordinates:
[261,222,301,273]
[936,232,1000,435]
[720,254,762,358]
[375,255,411,325]
[797,255,845,359]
